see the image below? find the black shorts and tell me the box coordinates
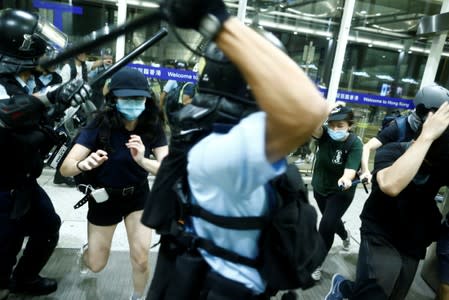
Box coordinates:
[87,182,149,226]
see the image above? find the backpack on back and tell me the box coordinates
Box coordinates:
[164,82,195,117]
[142,133,326,293]
[380,112,407,142]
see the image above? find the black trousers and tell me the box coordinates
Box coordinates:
[0,182,61,288]
[314,190,354,252]
[340,234,419,300]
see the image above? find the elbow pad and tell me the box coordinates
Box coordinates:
[0,94,46,128]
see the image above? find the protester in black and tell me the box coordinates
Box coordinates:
[325,102,449,300]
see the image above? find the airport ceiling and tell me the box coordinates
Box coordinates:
[83,0,447,64]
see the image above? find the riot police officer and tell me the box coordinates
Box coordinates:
[0,9,91,299]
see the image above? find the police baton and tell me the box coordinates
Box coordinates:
[88,28,168,87]
[40,11,161,69]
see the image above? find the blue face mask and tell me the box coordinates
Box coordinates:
[328,128,348,141]
[116,99,146,120]
[26,77,36,95]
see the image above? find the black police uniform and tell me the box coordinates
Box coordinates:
[0,74,61,294]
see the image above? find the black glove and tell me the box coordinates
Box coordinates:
[47,79,92,107]
[161,0,229,37]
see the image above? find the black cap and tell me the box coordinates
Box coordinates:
[109,67,151,98]
[328,105,353,122]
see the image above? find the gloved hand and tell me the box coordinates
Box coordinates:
[47,79,92,107]
[160,0,229,36]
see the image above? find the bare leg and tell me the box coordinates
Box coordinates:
[84,222,117,273]
[125,210,152,296]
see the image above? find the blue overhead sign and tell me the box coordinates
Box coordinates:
[320,88,414,109]
[128,63,198,83]
[33,0,83,31]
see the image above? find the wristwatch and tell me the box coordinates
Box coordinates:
[199,14,222,40]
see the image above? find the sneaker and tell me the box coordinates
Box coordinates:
[325,273,346,300]
[311,266,322,281]
[78,244,90,275]
[342,229,351,251]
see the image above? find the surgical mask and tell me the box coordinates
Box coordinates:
[328,128,349,141]
[116,99,146,121]
[407,110,422,133]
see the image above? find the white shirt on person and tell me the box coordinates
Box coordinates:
[162,79,178,93]
[187,111,287,294]
[59,60,95,83]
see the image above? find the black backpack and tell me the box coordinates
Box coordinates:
[142,133,326,292]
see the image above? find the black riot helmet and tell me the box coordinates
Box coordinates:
[0,9,68,74]
[413,83,449,120]
[171,29,286,132]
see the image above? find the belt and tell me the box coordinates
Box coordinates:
[105,180,147,197]
[73,181,147,209]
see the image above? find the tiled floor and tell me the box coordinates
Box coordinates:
[20,166,435,299]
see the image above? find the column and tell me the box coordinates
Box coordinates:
[327,0,356,103]
[237,0,248,22]
[115,0,127,61]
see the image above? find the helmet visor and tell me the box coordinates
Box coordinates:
[36,19,68,50]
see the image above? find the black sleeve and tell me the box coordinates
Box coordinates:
[150,124,168,149]
[376,122,399,145]
[371,143,406,184]
[0,94,46,128]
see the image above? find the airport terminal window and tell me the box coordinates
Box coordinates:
[2,1,449,111]
[245,0,343,88]
[341,0,447,145]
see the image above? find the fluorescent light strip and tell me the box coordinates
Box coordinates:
[256,19,333,38]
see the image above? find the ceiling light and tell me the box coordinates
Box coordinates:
[375,74,394,81]
[352,71,370,77]
[401,78,419,85]
[360,10,367,14]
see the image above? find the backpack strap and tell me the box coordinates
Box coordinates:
[69,60,77,80]
[69,59,88,81]
[183,203,268,230]
[395,116,407,142]
[342,133,356,157]
[177,82,193,104]
[190,235,259,268]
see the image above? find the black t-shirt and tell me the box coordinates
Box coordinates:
[76,124,167,188]
[376,118,415,144]
[360,143,445,259]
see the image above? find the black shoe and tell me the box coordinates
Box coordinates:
[9,276,57,296]
[53,173,76,187]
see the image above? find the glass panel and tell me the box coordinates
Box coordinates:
[342,0,445,167]
[235,0,343,88]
